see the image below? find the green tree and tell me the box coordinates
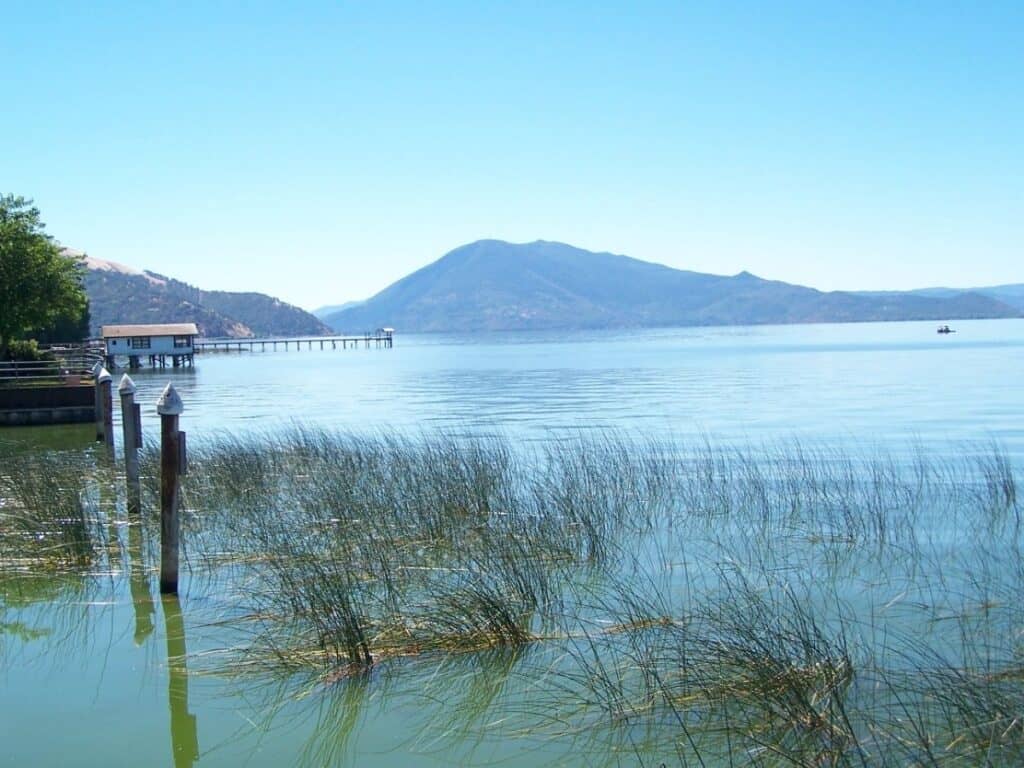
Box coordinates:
[0,195,88,357]
[32,297,92,346]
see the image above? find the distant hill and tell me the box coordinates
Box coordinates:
[985,285,1024,311]
[313,300,364,319]
[77,252,332,338]
[324,240,1022,333]
[856,284,1024,312]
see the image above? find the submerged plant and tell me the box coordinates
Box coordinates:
[0,449,112,570]
[5,427,1024,765]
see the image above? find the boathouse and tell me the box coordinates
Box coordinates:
[102,323,198,369]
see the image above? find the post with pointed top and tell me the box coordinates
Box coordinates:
[92,361,104,441]
[97,367,114,448]
[157,384,185,594]
[119,374,142,487]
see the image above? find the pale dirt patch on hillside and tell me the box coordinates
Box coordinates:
[66,248,167,286]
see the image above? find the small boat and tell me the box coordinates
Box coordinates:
[937,325,955,334]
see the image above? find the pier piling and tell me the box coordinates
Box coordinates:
[91,362,103,440]
[96,366,113,447]
[119,374,142,488]
[157,384,185,594]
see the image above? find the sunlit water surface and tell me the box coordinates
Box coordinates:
[2,320,1023,766]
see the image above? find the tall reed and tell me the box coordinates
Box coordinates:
[6,427,1023,765]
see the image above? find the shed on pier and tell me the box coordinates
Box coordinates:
[102,323,198,369]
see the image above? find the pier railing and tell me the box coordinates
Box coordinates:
[194,332,393,353]
[0,344,105,386]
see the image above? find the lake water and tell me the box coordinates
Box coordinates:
[9,318,1022,454]
[2,319,1024,767]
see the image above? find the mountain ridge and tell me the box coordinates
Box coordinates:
[74,251,332,338]
[323,240,1021,333]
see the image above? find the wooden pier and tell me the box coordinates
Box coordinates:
[194,332,393,354]
[0,348,106,426]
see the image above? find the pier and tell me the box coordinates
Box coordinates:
[194,332,393,353]
[0,347,105,426]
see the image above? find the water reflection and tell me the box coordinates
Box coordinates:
[299,671,371,766]
[0,422,94,453]
[127,520,154,645]
[163,594,199,768]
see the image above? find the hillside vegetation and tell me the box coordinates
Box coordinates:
[81,255,331,338]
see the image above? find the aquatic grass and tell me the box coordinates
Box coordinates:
[0,449,113,570]
[5,426,1024,765]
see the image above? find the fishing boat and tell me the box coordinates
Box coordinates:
[937,325,955,334]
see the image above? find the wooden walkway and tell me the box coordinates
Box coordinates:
[194,333,393,353]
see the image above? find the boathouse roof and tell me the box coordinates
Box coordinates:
[101,323,199,338]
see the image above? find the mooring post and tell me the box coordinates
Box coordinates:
[98,366,113,448]
[119,374,142,487]
[157,383,185,594]
[91,361,104,440]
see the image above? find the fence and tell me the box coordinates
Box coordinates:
[0,344,105,386]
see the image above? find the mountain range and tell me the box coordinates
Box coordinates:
[71,241,1021,338]
[323,240,1021,333]
[76,252,331,338]
[854,285,1024,312]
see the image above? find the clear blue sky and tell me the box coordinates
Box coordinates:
[3,1,1021,309]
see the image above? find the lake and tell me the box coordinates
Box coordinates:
[8,318,1023,453]
[2,319,1023,767]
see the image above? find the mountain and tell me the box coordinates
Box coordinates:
[323,240,1022,333]
[313,300,364,319]
[984,285,1024,311]
[77,252,332,338]
[856,284,1024,312]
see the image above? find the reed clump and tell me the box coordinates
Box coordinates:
[0,449,111,571]
[6,428,1024,765]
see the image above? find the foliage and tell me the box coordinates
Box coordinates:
[0,195,88,355]
[31,297,91,346]
[1,339,47,362]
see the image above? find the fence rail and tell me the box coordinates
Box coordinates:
[0,344,105,385]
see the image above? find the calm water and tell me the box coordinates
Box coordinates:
[9,318,1020,454]
[2,319,1023,767]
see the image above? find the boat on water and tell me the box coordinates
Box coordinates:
[937,325,955,334]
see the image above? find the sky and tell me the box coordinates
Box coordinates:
[3,1,1022,310]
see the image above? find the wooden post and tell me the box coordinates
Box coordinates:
[119,374,142,487]
[92,361,104,441]
[157,383,185,594]
[98,367,114,449]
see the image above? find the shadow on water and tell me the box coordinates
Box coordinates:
[163,593,200,768]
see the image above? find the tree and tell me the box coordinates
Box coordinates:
[0,195,88,357]
[32,297,92,345]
